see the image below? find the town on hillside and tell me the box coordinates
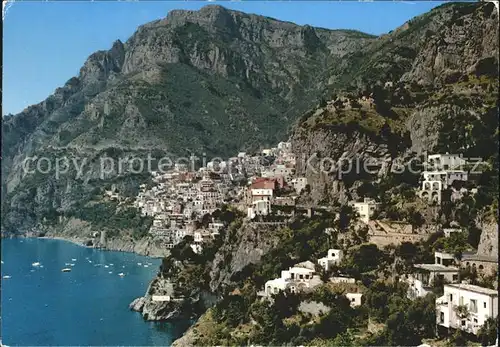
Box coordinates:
[105,140,498,343]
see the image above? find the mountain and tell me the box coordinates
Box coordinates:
[2,2,498,237]
[2,5,376,234]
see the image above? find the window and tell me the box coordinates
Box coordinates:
[461,320,466,326]
[474,318,478,323]
[440,312,445,323]
[351,298,355,302]
[470,299,478,313]
[453,274,458,281]
[484,302,487,309]
[450,294,453,302]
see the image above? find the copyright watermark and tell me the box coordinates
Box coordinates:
[20,152,486,181]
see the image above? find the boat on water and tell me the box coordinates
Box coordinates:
[137,263,142,266]
[108,271,113,274]
[3,275,11,279]
[144,265,149,268]
[70,263,75,266]
[71,258,77,261]
[32,262,41,267]
[118,273,125,277]
[104,265,109,268]
[61,268,72,272]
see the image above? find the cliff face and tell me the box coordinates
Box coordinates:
[477,222,499,259]
[291,2,498,206]
[2,5,375,236]
[208,221,284,292]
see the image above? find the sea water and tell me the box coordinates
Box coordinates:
[1,238,189,346]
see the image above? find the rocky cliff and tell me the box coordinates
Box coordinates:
[291,2,498,206]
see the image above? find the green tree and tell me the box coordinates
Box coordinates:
[332,328,357,346]
[478,317,498,346]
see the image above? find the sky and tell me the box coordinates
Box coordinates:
[3,0,447,116]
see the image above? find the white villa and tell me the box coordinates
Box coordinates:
[419,153,470,204]
[352,198,379,224]
[406,251,460,298]
[263,261,323,297]
[318,249,344,271]
[437,284,498,335]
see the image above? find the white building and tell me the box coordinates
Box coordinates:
[443,228,463,237]
[190,244,203,254]
[437,284,498,335]
[352,198,379,224]
[346,293,363,308]
[261,165,295,183]
[419,154,470,205]
[318,249,343,272]
[208,222,224,235]
[262,149,272,156]
[277,142,292,152]
[406,251,459,298]
[330,277,356,284]
[422,171,468,188]
[427,154,466,171]
[290,177,308,194]
[250,188,273,203]
[264,261,322,297]
[247,200,271,219]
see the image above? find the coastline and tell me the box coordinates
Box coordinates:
[38,235,92,248]
[19,234,169,259]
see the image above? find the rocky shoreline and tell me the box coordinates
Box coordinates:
[22,233,171,258]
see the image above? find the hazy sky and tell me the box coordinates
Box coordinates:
[3,1,446,115]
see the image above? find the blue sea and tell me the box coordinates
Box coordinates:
[1,238,190,346]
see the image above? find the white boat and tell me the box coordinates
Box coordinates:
[108,271,113,274]
[61,268,72,272]
[32,262,41,267]
[137,263,142,266]
[70,263,75,267]
[71,258,77,261]
[109,263,114,266]
[144,265,149,268]
[118,273,125,277]
[104,265,109,268]
[1,260,4,264]
[65,263,71,266]
[3,275,11,279]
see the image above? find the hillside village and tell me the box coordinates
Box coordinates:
[120,138,498,345]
